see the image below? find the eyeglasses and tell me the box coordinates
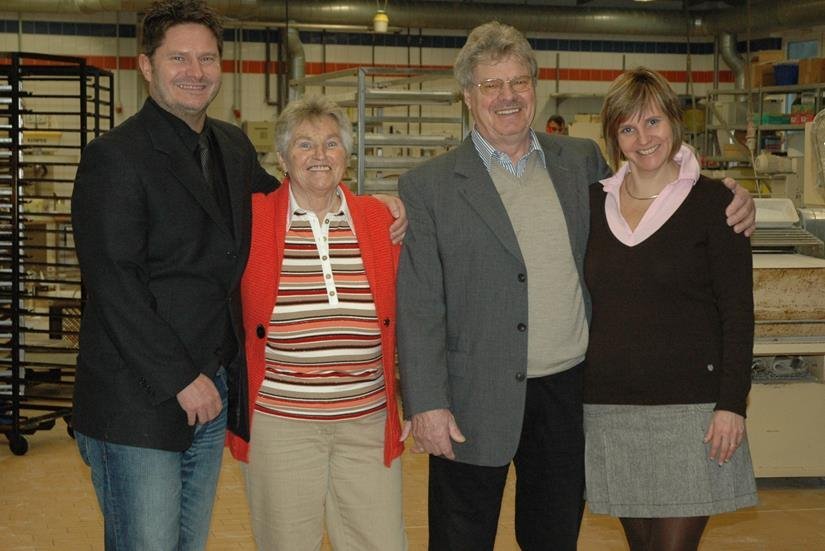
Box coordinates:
[473,75,533,96]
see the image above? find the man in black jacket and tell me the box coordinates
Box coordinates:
[71,2,265,549]
[71,2,403,549]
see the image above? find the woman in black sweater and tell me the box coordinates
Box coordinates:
[583,67,757,551]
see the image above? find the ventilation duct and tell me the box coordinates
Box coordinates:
[700,0,825,35]
[0,1,688,36]
[718,32,745,90]
[285,26,305,100]
[6,0,825,37]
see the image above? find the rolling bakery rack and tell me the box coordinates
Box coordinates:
[0,52,112,455]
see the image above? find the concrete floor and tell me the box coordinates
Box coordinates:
[2,419,825,550]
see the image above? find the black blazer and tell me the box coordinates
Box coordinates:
[71,100,276,451]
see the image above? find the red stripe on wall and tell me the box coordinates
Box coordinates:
[1,55,734,83]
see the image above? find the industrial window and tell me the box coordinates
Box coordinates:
[787,39,819,60]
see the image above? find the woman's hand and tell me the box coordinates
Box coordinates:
[704,409,746,465]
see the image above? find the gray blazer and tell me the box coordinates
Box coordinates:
[396,133,610,467]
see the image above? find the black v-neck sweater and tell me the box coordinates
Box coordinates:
[583,176,754,416]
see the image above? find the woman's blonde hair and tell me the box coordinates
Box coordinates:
[600,67,683,171]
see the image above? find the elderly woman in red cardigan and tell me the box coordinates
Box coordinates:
[226,94,405,551]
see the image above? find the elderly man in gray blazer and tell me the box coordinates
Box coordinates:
[396,21,755,551]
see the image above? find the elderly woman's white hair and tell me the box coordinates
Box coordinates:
[453,21,538,91]
[274,95,354,158]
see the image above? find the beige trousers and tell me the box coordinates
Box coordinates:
[243,410,407,551]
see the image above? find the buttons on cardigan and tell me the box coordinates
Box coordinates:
[515,372,526,382]
[383,318,390,327]
[517,323,527,332]
[707,364,714,372]
[256,324,265,339]
[518,273,526,282]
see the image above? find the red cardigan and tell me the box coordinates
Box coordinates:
[226,180,404,466]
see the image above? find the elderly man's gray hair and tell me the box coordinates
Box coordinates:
[454,21,538,91]
[274,95,354,158]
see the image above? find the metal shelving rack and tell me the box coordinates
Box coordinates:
[703,83,825,163]
[0,52,113,455]
[291,67,468,194]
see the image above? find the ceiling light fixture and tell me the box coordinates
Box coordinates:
[374,0,389,33]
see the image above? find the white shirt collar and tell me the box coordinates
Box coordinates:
[286,183,355,234]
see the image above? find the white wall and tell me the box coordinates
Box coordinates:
[4,11,815,135]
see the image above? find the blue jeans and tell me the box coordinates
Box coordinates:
[76,368,227,551]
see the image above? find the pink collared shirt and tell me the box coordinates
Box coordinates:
[600,143,700,246]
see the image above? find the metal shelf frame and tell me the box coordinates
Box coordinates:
[0,52,113,455]
[291,66,468,194]
[703,83,825,163]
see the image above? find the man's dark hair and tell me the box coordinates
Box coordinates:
[547,114,566,127]
[141,0,224,57]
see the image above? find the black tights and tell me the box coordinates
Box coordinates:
[619,516,709,551]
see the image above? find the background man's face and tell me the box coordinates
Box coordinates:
[546,121,565,134]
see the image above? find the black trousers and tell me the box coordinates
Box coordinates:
[428,364,585,551]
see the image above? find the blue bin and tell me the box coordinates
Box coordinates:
[773,63,799,85]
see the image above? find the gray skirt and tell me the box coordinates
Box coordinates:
[583,403,759,518]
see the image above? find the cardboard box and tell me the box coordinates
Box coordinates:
[750,62,775,87]
[750,50,785,64]
[573,113,598,123]
[799,57,825,84]
[242,120,275,153]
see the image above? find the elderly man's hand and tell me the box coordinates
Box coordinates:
[721,177,756,237]
[373,193,408,244]
[404,408,466,460]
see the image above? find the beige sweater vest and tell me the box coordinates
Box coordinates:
[490,154,588,377]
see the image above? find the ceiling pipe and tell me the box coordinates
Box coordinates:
[0,0,689,36]
[285,26,305,100]
[718,32,745,90]
[699,0,825,35]
[230,2,690,36]
[5,0,825,37]
[4,0,125,11]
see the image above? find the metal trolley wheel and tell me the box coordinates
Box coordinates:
[7,433,28,456]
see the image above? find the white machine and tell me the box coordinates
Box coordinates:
[748,198,825,477]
